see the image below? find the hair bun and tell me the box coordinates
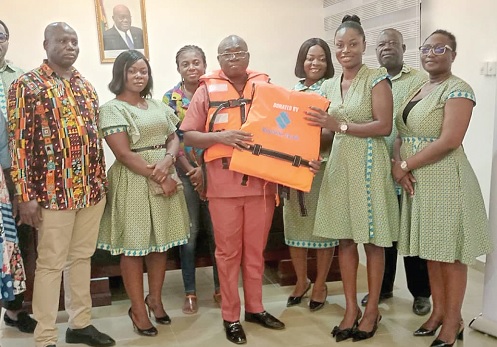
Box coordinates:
[342,15,361,25]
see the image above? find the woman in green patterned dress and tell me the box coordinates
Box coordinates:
[97,50,189,337]
[284,38,338,312]
[306,15,399,342]
[392,30,493,347]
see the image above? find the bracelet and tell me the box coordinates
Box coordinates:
[165,152,176,163]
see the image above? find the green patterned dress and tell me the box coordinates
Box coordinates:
[97,99,190,256]
[396,75,493,264]
[283,79,338,248]
[313,65,399,246]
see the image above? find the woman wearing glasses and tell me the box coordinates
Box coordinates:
[391,30,492,347]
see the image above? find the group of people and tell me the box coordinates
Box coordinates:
[0,12,492,347]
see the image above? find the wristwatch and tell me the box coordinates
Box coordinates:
[339,123,348,134]
[400,160,409,171]
[165,152,176,163]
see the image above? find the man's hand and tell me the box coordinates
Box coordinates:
[217,130,252,150]
[18,200,42,228]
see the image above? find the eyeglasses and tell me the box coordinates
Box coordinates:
[218,51,249,60]
[419,44,453,55]
[0,33,9,43]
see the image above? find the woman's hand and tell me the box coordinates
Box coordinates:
[147,156,174,183]
[187,166,204,192]
[308,158,322,175]
[305,106,339,132]
[399,172,416,197]
[161,175,178,197]
[391,159,408,183]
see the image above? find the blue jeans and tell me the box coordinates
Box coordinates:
[179,175,220,294]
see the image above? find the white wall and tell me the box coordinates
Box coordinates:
[3,0,324,164]
[421,0,497,210]
[3,0,324,101]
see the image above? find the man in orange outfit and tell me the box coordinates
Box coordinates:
[180,35,285,345]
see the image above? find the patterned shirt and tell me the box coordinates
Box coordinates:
[163,82,203,169]
[293,78,325,95]
[8,61,106,209]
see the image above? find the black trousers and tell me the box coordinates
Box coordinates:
[382,242,431,298]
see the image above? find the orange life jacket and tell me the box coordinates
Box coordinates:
[229,82,330,192]
[202,70,270,163]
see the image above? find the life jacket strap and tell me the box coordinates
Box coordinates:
[247,144,311,168]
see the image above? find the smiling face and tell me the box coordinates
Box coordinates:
[303,45,327,86]
[124,58,149,93]
[334,27,365,70]
[420,33,456,76]
[376,30,405,72]
[177,49,206,85]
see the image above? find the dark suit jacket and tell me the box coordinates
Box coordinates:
[103,26,144,50]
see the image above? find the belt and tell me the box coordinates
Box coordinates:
[131,144,167,153]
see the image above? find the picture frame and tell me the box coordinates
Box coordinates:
[94,0,149,63]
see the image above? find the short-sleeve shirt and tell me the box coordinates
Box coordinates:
[180,82,276,198]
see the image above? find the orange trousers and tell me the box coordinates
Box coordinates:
[208,195,275,322]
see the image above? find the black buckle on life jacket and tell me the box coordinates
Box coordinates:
[292,156,302,167]
[241,174,249,186]
[221,157,229,169]
[251,144,262,156]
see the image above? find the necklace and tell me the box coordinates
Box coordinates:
[135,99,147,109]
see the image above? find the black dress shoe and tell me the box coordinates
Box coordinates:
[430,324,464,347]
[223,320,247,344]
[309,286,327,312]
[413,296,431,316]
[361,291,393,306]
[245,311,285,330]
[286,281,311,307]
[66,325,116,346]
[127,308,158,337]
[413,322,441,336]
[4,311,37,333]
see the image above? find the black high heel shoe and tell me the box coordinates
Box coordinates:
[309,285,328,312]
[128,308,158,337]
[430,323,464,347]
[413,322,442,336]
[352,314,382,342]
[145,294,171,325]
[331,309,362,342]
[286,281,311,307]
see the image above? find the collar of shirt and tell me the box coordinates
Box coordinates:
[115,26,133,43]
[293,78,326,92]
[40,60,79,79]
[0,60,22,74]
[389,63,412,81]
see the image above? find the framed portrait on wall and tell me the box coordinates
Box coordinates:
[94,0,149,63]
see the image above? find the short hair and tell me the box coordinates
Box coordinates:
[0,19,9,36]
[175,45,206,68]
[426,29,457,52]
[335,15,365,41]
[294,38,334,79]
[108,50,153,98]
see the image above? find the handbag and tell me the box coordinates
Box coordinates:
[147,171,183,196]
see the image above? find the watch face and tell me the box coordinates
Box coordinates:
[400,161,408,170]
[340,124,348,132]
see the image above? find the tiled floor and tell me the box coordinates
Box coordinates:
[1,256,496,347]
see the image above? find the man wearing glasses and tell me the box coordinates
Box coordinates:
[361,28,432,317]
[0,19,38,334]
[180,35,285,345]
